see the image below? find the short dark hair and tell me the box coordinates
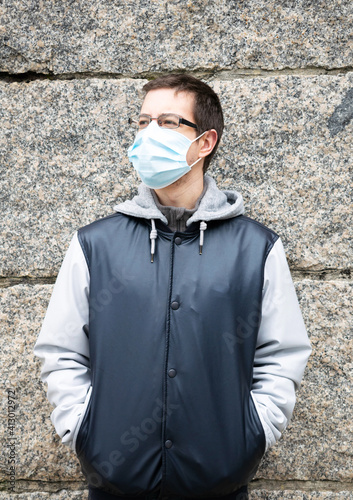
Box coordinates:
[142,74,224,172]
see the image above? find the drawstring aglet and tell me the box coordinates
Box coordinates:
[199,221,207,256]
[150,219,157,264]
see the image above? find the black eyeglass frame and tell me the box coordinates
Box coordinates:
[129,113,198,130]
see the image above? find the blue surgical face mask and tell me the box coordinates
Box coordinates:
[127,121,206,189]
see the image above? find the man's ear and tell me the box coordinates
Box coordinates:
[198,130,218,158]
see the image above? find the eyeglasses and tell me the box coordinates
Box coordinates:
[129,113,198,130]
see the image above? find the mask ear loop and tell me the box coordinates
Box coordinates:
[189,157,203,168]
[189,130,208,168]
[191,130,207,143]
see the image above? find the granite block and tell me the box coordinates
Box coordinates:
[211,74,353,271]
[1,75,352,276]
[0,78,143,276]
[1,490,353,499]
[0,492,88,499]
[255,280,353,481]
[0,280,352,484]
[250,491,353,499]
[0,0,352,75]
[0,285,83,484]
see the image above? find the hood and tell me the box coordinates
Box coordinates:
[114,175,245,225]
[114,175,244,262]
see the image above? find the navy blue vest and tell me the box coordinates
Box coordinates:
[76,213,278,498]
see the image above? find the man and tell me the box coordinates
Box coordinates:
[34,74,311,500]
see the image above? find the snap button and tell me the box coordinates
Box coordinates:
[171,301,180,310]
[175,237,182,245]
[168,368,177,378]
[165,439,173,448]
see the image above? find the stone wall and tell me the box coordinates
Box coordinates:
[0,1,352,498]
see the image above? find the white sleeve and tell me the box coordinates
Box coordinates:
[34,232,91,450]
[251,237,312,451]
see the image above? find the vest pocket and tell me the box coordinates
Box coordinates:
[74,386,92,456]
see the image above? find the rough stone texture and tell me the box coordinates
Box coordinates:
[0,280,352,488]
[0,78,142,277]
[0,285,82,485]
[1,75,352,277]
[255,280,353,481]
[212,75,353,272]
[1,490,353,499]
[0,0,352,75]
[0,492,88,499]
[250,492,353,499]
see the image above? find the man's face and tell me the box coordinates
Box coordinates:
[140,88,201,167]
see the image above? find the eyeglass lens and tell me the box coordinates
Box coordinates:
[135,114,181,129]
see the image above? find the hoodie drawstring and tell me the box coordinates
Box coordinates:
[150,219,207,262]
[199,221,207,255]
[150,219,157,263]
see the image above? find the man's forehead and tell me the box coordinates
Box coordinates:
[143,87,194,99]
[141,88,196,114]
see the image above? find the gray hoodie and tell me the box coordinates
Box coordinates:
[114,174,244,225]
[114,174,245,260]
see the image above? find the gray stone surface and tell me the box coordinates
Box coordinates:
[212,74,353,271]
[0,492,88,499]
[250,491,353,499]
[0,0,352,75]
[1,280,352,485]
[1,75,352,276]
[255,280,353,481]
[0,78,142,277]
[1,489,353,499]
[0,285,82,484]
